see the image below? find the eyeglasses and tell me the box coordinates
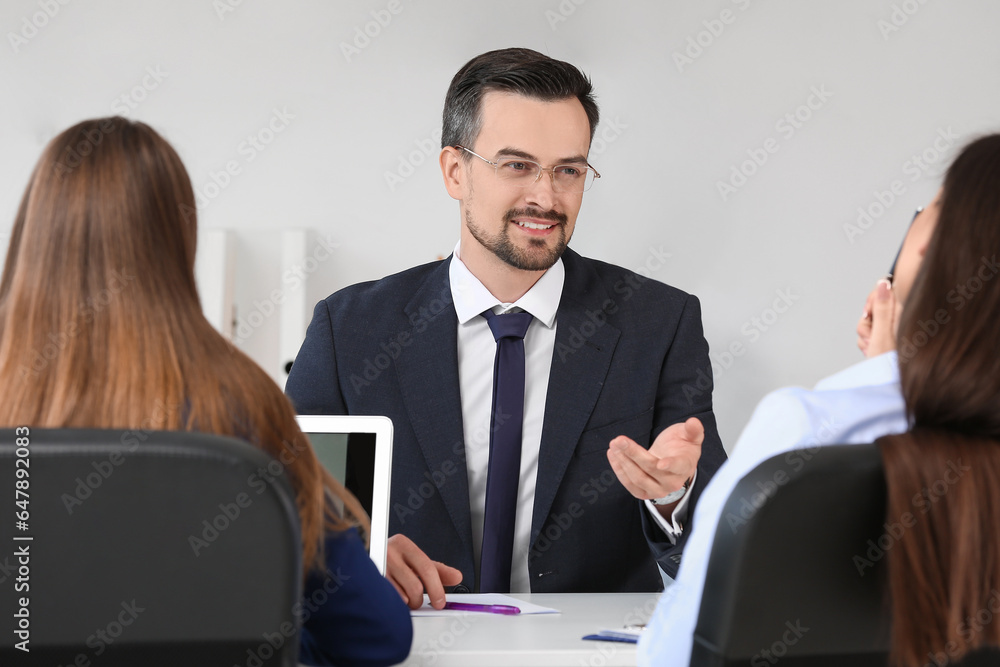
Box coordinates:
[886,207,923,284]
[454,145,601,193]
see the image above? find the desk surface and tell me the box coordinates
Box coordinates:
[400,593,661,667]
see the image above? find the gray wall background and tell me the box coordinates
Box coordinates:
[2,0,997,451]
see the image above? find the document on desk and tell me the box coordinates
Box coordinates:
[411,594,559,616]
[582,626,644,643]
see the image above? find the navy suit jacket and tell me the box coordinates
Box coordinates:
[286,248,727,592]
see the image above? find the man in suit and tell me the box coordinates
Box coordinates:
[286,48,727,608]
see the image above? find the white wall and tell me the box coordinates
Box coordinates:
[2,0,997,450]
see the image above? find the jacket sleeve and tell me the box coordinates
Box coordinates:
[641,293,728,579]
[286,299,348,416]
[298,527,413,666]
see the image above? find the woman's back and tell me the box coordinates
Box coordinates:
[0,117,412,666]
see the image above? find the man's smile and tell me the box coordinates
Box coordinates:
[505,207,567,238]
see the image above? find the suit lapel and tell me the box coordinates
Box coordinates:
[531,250,620,545]
[395,257,474,554]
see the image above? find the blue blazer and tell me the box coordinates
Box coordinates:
[286,248,727,591]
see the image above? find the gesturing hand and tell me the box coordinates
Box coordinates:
[607,417,704,512]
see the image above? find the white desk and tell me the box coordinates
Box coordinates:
[400,593,661,667]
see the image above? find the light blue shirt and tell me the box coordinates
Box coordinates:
[638,351,907,666]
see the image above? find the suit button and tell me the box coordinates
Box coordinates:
[670,554,682,564]
[452,584,470,593]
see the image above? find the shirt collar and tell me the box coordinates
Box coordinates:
[448,240,564,328]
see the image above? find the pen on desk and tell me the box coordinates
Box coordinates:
[443,602,521,615]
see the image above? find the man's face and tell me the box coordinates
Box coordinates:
[453,92,592,273]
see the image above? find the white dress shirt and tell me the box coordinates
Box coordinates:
[637,351,907,666]
[450,242,561,593]
[449,241,691,593]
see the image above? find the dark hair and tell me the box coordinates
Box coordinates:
[441,47,600,151]
[0,117,368,572]
[878,134,1000,666]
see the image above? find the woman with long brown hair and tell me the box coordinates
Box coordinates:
[0,117,412,665]
[877,134,1000,666]
[640,134,1000,666]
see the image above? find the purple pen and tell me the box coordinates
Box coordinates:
[443,602,521,615]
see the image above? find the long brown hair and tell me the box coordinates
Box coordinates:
[878,134,1000,665]
[0,117,367,571]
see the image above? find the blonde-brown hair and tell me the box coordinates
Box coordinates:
[0,117,367,570]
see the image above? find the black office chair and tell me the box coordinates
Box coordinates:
[691,444,892,666]
[0,429,302,667]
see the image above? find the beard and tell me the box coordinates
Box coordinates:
[465,207,570,271]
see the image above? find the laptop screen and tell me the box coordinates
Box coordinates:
[295,415,393,575]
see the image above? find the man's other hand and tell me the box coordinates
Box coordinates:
[386,534,463,609]
[607,417,704,513]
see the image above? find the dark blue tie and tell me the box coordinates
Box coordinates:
[479,309,533,593]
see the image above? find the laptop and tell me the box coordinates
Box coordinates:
[295,415,393,575]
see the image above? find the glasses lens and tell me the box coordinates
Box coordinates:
[553,166,594,193]
[496,158,541,184]
[494,158,596,192]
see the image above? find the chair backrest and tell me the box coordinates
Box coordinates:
[0,428,302,667]
[691,444,892,667]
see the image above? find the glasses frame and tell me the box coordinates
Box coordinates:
[454,145,601,193]
[886,207,923,284]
